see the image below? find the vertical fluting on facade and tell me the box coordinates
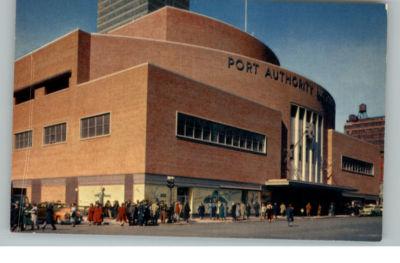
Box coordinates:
[290,104,323,183]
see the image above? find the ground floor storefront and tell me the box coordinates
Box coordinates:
[11,174,378,216]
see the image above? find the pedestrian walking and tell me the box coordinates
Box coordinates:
[306,202,312,217]
[246,203,251,219]
[198,202,205,220]
[30,203,39,231]
[130,203,139,225]
[93,202,103,225]
[261,203,266,221]
[266,203,274,223]
[116,202,128,226]
[183,202,191,223]
[70,203,78,227]
[150,201,160,225]
[273,202,279,219]
[240,202,246,220]
[216,201,221,220]
[160,201,168,224]
[88,203,95,225]
[211,202,217,220]
[23,203,32,230]
[235,202,240,220]
[10,202,20,232]
[41,203,56,231]
[286,204,294,227]
[329,202,335,216]
[280,203,286,216]
[219,202,226,221]
[231,203,237,221]
[174,201,181,222]
[112,200,119,219]
[104,200,112,218]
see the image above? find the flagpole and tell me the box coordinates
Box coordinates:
[244,0,248,32]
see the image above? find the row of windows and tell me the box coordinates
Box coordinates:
[176,112,267,154]
[14,72,71,105]
[342,156,374,176]
[14,113,110,149]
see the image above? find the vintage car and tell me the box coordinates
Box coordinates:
[37,202,83,224]
[359,204,383,216]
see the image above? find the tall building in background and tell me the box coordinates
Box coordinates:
[344,104,385,153]
[97,0,190,33]
[344,104,384,202]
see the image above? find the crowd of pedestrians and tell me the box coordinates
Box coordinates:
[10,201,55,232]
[10,197,344,231]
[86,199,192,226]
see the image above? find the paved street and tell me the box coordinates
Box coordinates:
[18,216,382,241]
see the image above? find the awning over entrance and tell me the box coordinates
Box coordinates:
[342,192,379,201]
[265,179,357,192]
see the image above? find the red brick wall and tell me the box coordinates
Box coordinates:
[12,64,149,181]
[14,30,81,91]
[107,7,279,64]
[145,64,282,184]
[327,130,381,195]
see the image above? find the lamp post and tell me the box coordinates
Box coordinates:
[166,176,175,206]
[166,176,175,223]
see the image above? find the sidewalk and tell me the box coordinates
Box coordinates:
[85,214,353,225]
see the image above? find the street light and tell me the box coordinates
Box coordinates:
[166,176,175,224]
[166,176,175,206]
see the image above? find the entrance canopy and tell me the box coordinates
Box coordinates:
[342,192,379,201]
[265,179,357,193]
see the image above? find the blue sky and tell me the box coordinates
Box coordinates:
[15,0,387,130]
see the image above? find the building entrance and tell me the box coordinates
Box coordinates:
[177,187,189,204]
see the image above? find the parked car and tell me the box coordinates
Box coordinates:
[359,204,382,216]
[37,202,83,224]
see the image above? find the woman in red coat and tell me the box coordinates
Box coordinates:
[87,203,95,225]
[117,202,128,226]
[93,203,103,225]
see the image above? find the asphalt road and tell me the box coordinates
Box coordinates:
[19,216,382,241]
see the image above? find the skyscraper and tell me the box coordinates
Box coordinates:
[97,0,190,33]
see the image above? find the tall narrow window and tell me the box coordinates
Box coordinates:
[81,113,110,139]
[44,123,66,144]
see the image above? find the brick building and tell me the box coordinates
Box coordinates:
[344,115,385,153]
[11,7,382,215]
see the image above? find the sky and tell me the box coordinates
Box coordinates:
[15,0,387,131]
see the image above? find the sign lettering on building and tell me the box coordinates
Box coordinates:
[227,56,335,111]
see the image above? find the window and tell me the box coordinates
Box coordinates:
[342,156,374,176]
[44,123,66,144]
[176,112,267,154]
[44,73,70,95]
[14,71,71,105]
[81,113,110,138]
[15,130,32,149]
[14,87,34,104]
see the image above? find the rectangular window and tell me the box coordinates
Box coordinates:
[176,112,267,154]
[81,113,110,139]
[44,123,66,144]
[15,130,32,149]
[342,156,374,176]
